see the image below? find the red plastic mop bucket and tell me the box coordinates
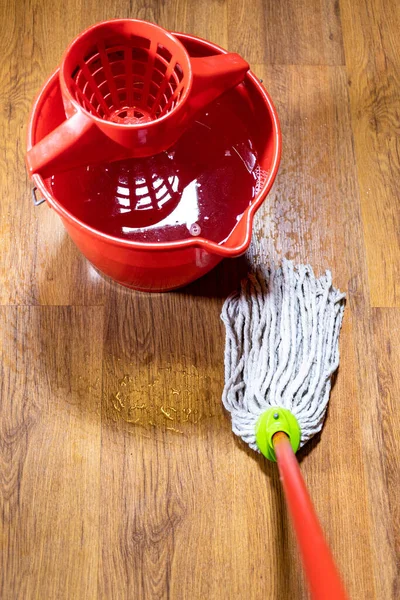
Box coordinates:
[27,29,281,292]
[26,20,249,178]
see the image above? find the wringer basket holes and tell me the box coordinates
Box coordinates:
[67,29,187,124]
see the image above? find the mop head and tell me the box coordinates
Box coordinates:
[221,260,345,452]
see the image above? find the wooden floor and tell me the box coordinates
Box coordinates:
[1,0,399,598]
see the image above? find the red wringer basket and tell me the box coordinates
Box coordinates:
[26,20,249,178]
[68,25,188,124]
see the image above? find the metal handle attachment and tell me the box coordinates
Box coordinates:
[31,186,46,206]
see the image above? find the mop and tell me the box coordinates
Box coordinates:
[221,259,348,600]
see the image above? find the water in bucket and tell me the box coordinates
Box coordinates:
[50,98,263,244]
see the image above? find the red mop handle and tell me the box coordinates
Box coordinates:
[273,432,349,600]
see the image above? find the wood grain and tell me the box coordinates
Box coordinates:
[340,0,400,307]
[0,306,103,598]
[227,0,344,64]
[0,0,399,598]
[372,309,400,598]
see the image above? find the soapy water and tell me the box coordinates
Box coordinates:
[51,100,266,244]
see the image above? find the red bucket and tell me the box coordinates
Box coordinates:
[27,31,281,292]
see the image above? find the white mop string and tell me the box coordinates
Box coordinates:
[221,260,345,451]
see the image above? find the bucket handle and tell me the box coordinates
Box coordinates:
[26,111,97,179]
[187,53,249,116]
